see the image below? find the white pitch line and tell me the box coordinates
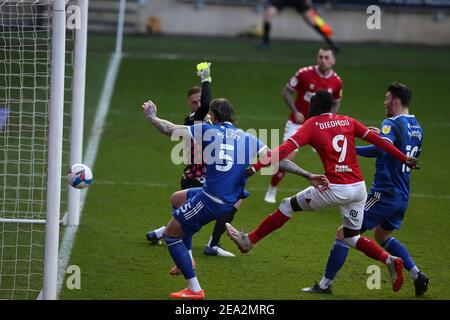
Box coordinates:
[93,179,450,201]
[56,52,122,296]
[121,51,450,71]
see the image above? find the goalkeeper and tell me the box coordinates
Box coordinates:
[260,0,339,52]
[146,62,238,268]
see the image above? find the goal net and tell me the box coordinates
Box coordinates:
[0,0,81,299]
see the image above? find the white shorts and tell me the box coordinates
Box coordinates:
[283,120,301,142]
[293,181,367,230]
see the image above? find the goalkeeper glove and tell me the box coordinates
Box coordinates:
[196,61,212,83]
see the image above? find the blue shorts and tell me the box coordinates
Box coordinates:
[362,192,409,231]
[172,188,234,236]
[186,187,202,199]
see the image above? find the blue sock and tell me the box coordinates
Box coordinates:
[324,239,350,281]
[183,234,193,251]
[164,235,195,279]
[382,237,415,271]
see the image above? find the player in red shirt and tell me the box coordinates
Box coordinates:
[265,48,342,203]
[226,90,419,294]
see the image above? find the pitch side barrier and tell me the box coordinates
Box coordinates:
[178,0,450,11]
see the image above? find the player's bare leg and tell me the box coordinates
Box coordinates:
[146,190,189,244]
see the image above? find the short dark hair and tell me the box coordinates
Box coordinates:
[388,82,412,107]
[309,90,333,117]
[210,98,235,123]
[319,47,336,56]
[187,86,201,98]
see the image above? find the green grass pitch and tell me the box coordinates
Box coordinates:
[59,35,450,300]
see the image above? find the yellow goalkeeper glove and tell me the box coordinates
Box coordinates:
[196,61,212,83]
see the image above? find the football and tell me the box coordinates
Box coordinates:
[67,163,93,189]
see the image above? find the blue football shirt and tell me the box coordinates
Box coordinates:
[370,115,423,200]
[189,122,266,205]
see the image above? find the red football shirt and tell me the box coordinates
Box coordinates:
[287,65,342,124]
[253,114,408,185]
[289,113,368,184]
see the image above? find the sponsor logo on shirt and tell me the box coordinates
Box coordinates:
[407,123,421,129]
[335,165,352,172]
[408,130,422,140]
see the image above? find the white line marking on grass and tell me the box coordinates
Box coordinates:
[122,52,271,63]
[410,193,450,200]
[94,180,169,188]
[56,53,122,296]
[122,51,450,71]
[94,179,450,201]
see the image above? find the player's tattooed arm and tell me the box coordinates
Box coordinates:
[279,159,329,189]
[279,159,312,179]
[149,117,188,136]
[142,100,190,137]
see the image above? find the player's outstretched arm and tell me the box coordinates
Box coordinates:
[358,122,419,169]
[356,145,384,158]
[194,62,212,121]
[356,126,385,158]
[142,100,190,137]
[279,159,329,189]
[252,139,298,173]
[279,159,312,178]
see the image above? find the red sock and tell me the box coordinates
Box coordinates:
[356,236,389,264]
[248,210,289,244]
[270,170,286,187]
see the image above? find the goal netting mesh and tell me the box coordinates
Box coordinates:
[0,0,74,299]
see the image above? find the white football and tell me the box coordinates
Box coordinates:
[67,163,93,189]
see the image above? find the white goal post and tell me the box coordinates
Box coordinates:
[0,0,88,299]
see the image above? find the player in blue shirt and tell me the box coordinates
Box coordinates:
[303,82,429,296]
[146,63,239,260]
[143,97,329,299]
